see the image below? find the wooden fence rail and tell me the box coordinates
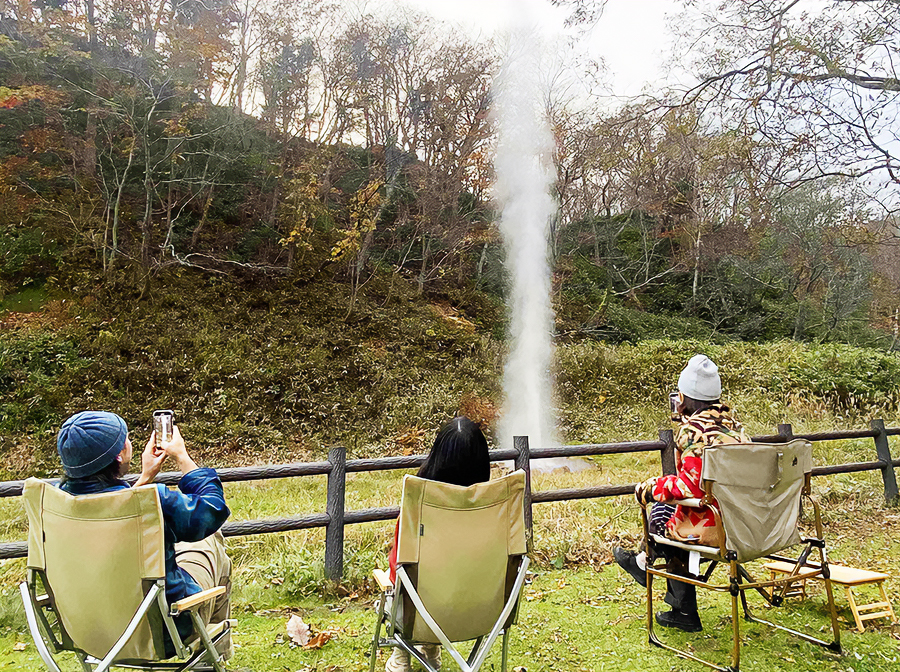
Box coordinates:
[0,421,897,580]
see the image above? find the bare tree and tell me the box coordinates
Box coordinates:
[672,0,900,198]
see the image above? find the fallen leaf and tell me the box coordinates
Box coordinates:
[13,642,27,651]
[270,577,284,585]
[286,614,310,646]
[304,631,333,649]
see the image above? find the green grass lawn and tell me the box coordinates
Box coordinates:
[0,463,897,671]
[0,563,896,671]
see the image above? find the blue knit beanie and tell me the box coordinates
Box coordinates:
[57,411,128,478]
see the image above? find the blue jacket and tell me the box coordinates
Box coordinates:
[60,468,230,648]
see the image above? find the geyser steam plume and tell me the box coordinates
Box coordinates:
[494,27,558,453]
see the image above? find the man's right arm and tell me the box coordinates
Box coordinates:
[157,471,230,542]
[157,425,229,541]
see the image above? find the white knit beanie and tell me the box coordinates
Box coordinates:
[677,354,722,401]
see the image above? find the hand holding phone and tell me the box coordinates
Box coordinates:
[163,425,199,475]
[136,431,168,486]
[153,410,174,448]
[668,392,680,414]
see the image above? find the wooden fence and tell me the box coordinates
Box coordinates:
[0,420,897,580]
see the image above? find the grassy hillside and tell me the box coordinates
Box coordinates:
[3,265,900,480]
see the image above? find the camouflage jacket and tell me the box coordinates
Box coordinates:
[642,404,747,545]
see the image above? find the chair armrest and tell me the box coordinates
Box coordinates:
[170,586,227,615]
[373,568,393,592]
[670,498,703,508]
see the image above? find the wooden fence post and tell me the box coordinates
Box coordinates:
[514,436,533,553]
[778,423,793,441]
[659,429,676,476]
[325,445,346,582]
[871,419,899,504]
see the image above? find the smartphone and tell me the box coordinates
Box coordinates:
[668,392,680,414]
[153,410,174,448]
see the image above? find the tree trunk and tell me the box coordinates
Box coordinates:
[109,136,137,270]
[476,242,488,280]
[140,135,154,270]
[83,109,97,178]
[891,308,899,351]
[191,185,216,249]
[233,4,249,112]
[692,229,701,299]
[418,235,430,295]
[163,140,175,255]
[86,0,97,51]
[793,302,806,341]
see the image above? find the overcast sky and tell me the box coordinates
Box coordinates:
[399,0,682,98]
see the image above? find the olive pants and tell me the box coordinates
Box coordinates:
[175,530,233,659]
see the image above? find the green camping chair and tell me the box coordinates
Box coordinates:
[643,439,842,672]
[370,470,530,672]
[19,478,233,672]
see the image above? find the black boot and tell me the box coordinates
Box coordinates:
[613,547,647,587]
[655,609,702,632]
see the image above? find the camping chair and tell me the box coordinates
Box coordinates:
[369,470,530,672]
[642,439,842,672]
[19,478,233,672]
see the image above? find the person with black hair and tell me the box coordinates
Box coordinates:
[55,411,232,659]
[384,416,491,672]
[614,355,747,633]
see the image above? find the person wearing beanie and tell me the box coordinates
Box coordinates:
[56,411,232,660]
[614,355,747,633]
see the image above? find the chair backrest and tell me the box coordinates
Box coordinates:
[23,478,166,660]
[395,470,527,643]
[701,439,812,562]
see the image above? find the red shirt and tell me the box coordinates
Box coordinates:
[388,519,400,583]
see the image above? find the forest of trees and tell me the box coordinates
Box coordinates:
[1,0,899,346]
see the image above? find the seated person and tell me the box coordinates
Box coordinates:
[56,411,232,657]
[384,416,491,672]
[615,355,747,632]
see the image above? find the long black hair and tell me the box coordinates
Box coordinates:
[417,416,490,487]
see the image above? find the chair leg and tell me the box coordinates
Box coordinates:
[646,565,656,645]
[500,630,509,672]
[845,585,864,633]
[730,562,741,672]
[369,596,385,672]
[189,611,226,672]
[739,583,753,621]
[879,582,898,625]
[76,653,94,672]
[19,581,65,672]
[467,636,485,667]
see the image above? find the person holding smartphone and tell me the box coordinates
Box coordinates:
[614,355,747,632]
[55,410,232,659]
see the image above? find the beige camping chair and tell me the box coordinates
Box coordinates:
[642,439,842,672]
[369,470,530,672]
[19,478,232,672]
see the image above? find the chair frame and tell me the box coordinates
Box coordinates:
[369,556,530,672]
[641,472,842,672]
[19,478,232,672]
[21,570,230,672]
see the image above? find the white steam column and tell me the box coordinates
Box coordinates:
[494,27,559,456]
